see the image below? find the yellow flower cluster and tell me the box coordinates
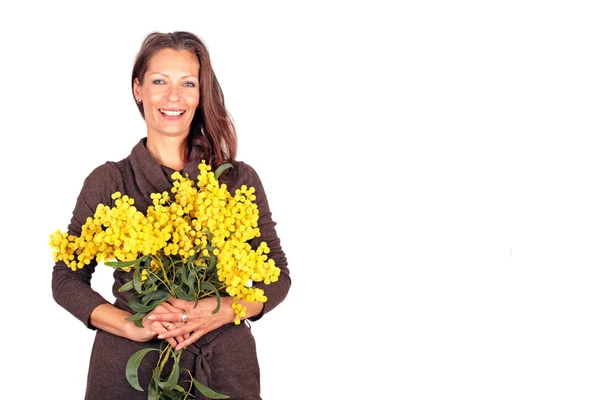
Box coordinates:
[50,161,280,324]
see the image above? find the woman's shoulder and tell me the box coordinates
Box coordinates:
[83,143,139,186]
[230,160,260,185]
[74,161,122,206]
[227,160,273,197]
[233,160,256,175]
[82,161,119,185]
[78,148,138,199]
[82,159,129,186]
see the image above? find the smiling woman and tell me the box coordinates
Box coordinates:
[133,48,200,168]
[50,31,291,400]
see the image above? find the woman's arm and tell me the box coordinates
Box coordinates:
[51,164,117,328]
[147,297,263,350]
[90,303,188,348]
[243,163,291,320]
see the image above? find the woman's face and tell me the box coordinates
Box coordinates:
[133,48,200,140]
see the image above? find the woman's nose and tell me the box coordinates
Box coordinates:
[165,85,180,102]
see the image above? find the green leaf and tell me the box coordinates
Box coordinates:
[138,255,151,267]
[118,280,135,292]
[130,296,172,313]
[207,256,217,273]
[148,381,160,400]
[141,290,171,304]
[200,282,221,313]
[192,378,230,399]
[161,254,174,269]
[174,384,186,393]
[129,299,156,313]
[198,255,211,264]
[187,245,202,264]
[138,285,157,297]
[199,281,217,295]
[214,163,232,180]
[157,355,180,391]
[125,311,146,328]
[105,259,138,268]
[172,284,195,301]
[133,267,143,293]
[125,347,159,391]
[186,270,197,288]
[146,272,160,284]
[163,390,182,400]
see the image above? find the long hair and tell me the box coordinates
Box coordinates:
[131,31,237,168]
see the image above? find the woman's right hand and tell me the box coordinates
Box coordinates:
[130,302,190,348]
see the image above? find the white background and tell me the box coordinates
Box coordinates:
[1,1,600,399]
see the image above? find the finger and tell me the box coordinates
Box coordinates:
[170,321,186,345]
[157,322,194,340]
[175,330,204,350]
[161,301,185,313]
[163,328,177,348]
[162,323,179,348]
[166,305,190,341]
[168,297,191,310]
[147,312,183,322]
[165,336,178,348]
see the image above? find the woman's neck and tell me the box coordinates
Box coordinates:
[145,134,186,170]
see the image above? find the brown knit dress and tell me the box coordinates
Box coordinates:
[52,138,291,399]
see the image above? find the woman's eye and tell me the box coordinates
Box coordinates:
[183,82,196,87]
[152,79,165,85]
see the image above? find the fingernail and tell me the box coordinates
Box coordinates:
[147,315,156,320]
[157,334,164,339]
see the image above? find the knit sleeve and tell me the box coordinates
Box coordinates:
[51,162,119,329]
[236,162,291,321]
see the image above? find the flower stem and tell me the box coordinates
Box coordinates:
[158,344,172,374]
[149,255,174,296]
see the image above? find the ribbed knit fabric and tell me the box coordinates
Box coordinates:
[51,138,291,399]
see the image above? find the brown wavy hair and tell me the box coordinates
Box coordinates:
[131,31,237,169]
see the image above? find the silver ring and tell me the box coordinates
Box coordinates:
[181,312,188,323]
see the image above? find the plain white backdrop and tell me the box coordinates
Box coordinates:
[1,1,600,399]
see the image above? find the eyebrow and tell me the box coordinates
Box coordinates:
[149,72,199,79]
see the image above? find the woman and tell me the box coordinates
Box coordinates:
[51,31,291,400]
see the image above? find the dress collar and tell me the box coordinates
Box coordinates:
[129,137,203,195]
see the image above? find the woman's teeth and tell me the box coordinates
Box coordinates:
[160,109,185,116]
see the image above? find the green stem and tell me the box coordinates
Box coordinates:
[157,344,172,376]
[149,255,174,296]
[183,369,194,399]
[158,256,172,286]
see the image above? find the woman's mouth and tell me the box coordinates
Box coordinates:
[159,109,185,117]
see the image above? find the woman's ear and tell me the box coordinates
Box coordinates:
[133,77,142,102]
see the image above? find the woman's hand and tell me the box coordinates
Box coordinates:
[147,297,241,350]
[129,302,191,348]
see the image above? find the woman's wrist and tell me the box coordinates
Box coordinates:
[220,297,264,323]
[219,297,236,324]
[90,304,144,341]
[123,319,142,341]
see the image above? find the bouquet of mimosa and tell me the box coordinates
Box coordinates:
[49,162,280,399]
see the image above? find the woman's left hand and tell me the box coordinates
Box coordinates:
[148,297,236,350]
